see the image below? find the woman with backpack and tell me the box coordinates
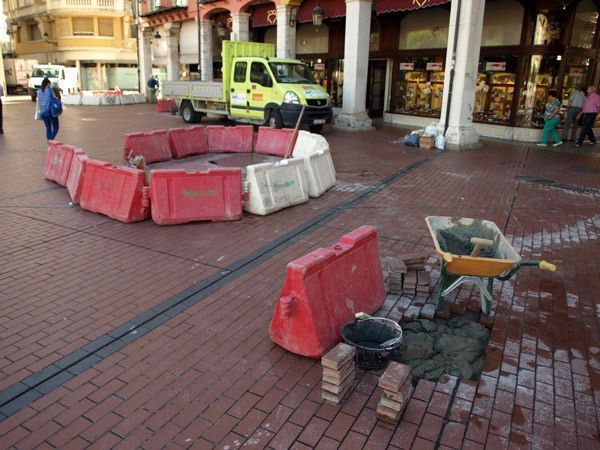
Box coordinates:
[36,78,62,141]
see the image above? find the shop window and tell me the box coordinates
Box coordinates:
[533,14,563,45]
[398,9,449,50]
[562,56,591,102]
[392,57,445,118]
[98,18,114,37]
[296,23,329,55]
[516,55,560,128]
[331,59,344,107]
[264,27,276,46]
[570,0,598,49]
[473,57,517,125]
[370,18,380,52]
[234,62,247,83]
[72,17,94,36]
[28,23,41,41]
[481,0,523,46]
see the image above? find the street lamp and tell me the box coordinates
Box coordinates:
[312,0,324,27]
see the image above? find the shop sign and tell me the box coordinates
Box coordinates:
[485,62,506,72]
[399,63,415,71]
[426,62,443,71]
[314,63,325,71]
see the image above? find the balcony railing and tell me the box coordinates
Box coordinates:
[142,0,187,16]
[48,0,126,12]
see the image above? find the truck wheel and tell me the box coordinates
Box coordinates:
[268,111,283,129]
[181,101,201,123]
[309,124,323,134]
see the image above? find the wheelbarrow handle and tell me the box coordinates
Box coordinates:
[496,259,557,281]
[539,260,557,272]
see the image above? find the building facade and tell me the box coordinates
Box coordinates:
[140,0,600,143]
[6,0,138,90]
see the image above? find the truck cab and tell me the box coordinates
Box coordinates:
[28,64,77,101]
[228,56,332,133]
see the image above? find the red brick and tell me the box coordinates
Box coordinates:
[413,379,435,402]
[416,413,443,442]
[261,404,294,434]
[449,397,472,424]
[440,422,466,449]
[390,420,418,449]
[324,412,355,441]
[341,430,368,448]
[427,391,451,417]
[351,407,377,436]
[465,414,489,444]
[403,399,428,425]
[364,423,394,448]
[489,409,512,438]
[269,422,303,450]
[297,416,330,447]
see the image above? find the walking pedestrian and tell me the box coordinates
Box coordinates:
[37,78,59,141]
[147,74,159,103]
[537,90,563,147]
[562,86,585,142]
[0,82,4,135]
[574,85,600,147]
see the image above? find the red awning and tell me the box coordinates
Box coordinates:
[252,3,278,28]
[298,0,346,24]
[376,0,450,14]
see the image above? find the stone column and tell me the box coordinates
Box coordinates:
[276,4,296,59]
[75,59,82,91]
[200,19,213,81]
[334,0,373,131]
[138,28,153,95]
[164,23,181,81]
[231,12,250,42]
[96,62,103,90]
[438,0,485,150]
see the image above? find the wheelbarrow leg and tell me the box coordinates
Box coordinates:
[437,260,449,311]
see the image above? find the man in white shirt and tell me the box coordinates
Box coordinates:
[562,87,586,142]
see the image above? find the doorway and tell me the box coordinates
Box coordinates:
[367,60,387,118]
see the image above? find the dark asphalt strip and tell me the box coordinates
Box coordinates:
[0,152,440,420]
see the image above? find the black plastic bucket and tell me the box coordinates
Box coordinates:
[341,317,403,370]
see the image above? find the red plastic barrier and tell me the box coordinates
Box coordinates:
[44,140,76,186]
[156,99,176,113]
[123,130,171,164]
[150,168,243,225]
[255,127,297,157]
[269,225,386,359]
[66,151,89,204]
[79,160,150,223]
[167,126,209,159]
[207,125,253,153]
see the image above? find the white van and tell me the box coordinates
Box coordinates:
[28,64,78,100]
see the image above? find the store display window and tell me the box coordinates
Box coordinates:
[570,0,598,49]
[398,9,449,50]
[392,57,445,118]
[480,0,523,46]
[473,57,517,125]
[516,55,560,128]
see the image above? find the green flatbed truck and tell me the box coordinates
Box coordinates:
[162,41,332,133]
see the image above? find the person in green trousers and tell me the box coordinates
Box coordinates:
[537,90,563,147]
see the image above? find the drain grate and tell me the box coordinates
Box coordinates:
[515,175,600,197]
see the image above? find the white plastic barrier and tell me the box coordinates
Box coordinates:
[81,95,102,106]
[244,158,309,215]
[122,95,135,104]
[297,148,336,198]
[132,93,146,103]
[62,94,82,106]
[102,94,123,106]
[292,130,330,157]
[290,131,336,198]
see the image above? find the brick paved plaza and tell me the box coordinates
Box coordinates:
[0,97,599,449]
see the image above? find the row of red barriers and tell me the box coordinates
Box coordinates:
[44,141,242,224]
[123,125,299,164]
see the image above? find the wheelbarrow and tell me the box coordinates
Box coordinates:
[425,216,556,315]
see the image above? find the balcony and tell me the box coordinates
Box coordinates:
[48,0,127,13]
[141,0,188,17]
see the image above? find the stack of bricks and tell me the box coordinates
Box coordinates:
[321,343,356,404]
[377,361,413,424]
[388,253,430,296]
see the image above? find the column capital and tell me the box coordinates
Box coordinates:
[163,22,181,32]
[345,0,372,4]
[231,12,251,19]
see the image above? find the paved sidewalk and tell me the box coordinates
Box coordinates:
[0,96,599,449]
